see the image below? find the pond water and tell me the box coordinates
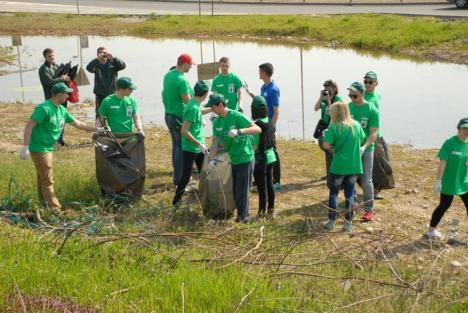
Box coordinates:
[0,35,467,148]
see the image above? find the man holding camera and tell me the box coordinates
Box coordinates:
[86,46,126,116]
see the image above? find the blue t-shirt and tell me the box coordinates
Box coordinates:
[260,81,280,120]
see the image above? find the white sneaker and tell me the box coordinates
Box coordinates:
[426,229,443,240]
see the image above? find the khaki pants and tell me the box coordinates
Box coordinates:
[30,152,61,210]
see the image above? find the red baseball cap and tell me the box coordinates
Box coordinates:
[178,53,196,65]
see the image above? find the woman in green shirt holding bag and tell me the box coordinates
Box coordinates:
[426,118,468,239]
[322,101,366,233]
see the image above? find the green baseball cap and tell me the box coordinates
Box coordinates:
[364,71,378,80]
[457,117,468,129]
[51,82,73,95]
[348,81,365,93]
[251,96,267,109]
[194,80,210,96]
[205,93,226,107]
[116,76,137,90]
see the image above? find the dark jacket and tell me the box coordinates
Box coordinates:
[38,62,64,99]
[86,57,126,97]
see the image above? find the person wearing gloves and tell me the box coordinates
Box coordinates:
[322,101,366,233]
[172,81,212,205]
[348,81,380,222]
[207,94,261,223]
[20,82,105,212]
[97,77,144,136]
[426,118,468,239]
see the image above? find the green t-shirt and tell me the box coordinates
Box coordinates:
[29,99,76,153]
[98,93,140,133]
[324,120,366,175]
[181,98,205,154]
[364,91,382,137]
[251,117,277,165]
[437,135,468,196]
[211,73,243,110]
[162,69,193,117]
[320,95,343,124]
[213,109,254,165]
[348,101,380,152]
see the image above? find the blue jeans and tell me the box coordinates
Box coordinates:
[328,173,358,221]
[165,113,183,186]
[359,150,375,212]
[232,161,254,220]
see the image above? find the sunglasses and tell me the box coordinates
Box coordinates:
[348,94,359,99]
[364,80,375,85]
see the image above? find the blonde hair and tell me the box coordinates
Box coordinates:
[330,101,355,134]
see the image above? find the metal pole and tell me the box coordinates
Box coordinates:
[211,0,214,16]
[199,0,201,16]
[75,0,80,15]
[300,48,305,140]
[200,41,204,64]
[212,41,216,62]
[16,45,25,103]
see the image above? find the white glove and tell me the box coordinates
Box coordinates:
[434,180,442,193]
[359,147,365,156]
[96,127,107,134]
[199,143,208,155]
[228,129,240,138]
[19,145,29,160]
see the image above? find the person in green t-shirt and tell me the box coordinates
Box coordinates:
[173,81,212,205]
[162,53,195,186]
[313,79,342,186]
[97,76,143,136]
[250,96,276,218]
[363,71,393,200]
[207,94,261,223]
[211,57,243,111]
[426,118,468,240]
[347,81,380,222]
[322,101,366,233]
[19,82,104,212]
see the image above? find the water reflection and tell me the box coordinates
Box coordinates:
[0,35,466,148]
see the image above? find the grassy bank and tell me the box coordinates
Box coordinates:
[0,13,467,64]
[0,103,467,312]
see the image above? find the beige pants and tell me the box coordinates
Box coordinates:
[30,152,61,210]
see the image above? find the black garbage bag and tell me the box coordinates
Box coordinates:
[372,137,395,191]
[94,133,145,200]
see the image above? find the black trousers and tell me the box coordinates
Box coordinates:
[430,192,468,227]
[173,150,204,203]
[95,94,107,117]
[57,101,68,145]
[272,128,281,184]
[253,159,275,213]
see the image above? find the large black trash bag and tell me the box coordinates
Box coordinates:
[94,133,145,201]
[372,137,395,191]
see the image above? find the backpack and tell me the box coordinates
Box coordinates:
[255,119,275,155]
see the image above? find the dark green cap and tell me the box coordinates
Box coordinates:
[205,93,226,107]
[194,80,210,96]
[457,117,468,129]
[52,82,73,95]
[116,76,137,90]
[348,81,365,93]
[364,71,378,80]
[251,96,267,109]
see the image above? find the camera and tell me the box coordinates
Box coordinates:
[322,90,329,97]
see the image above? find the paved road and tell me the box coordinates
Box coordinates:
[0,0,467,17]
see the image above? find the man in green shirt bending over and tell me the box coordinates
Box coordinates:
[211,57,243,112]
[207,94,261,223]
[97,77,144,136]
[19,82,105,212]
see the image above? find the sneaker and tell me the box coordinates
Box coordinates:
[257,210,265,218]
[362,211,374,222]
[374,193,384,200]
[250,185,258,193]
[266,210,276,220]
[323,219,336,231]
[343,222,353,233]
[426,228,443,240]
[273,182,282,191]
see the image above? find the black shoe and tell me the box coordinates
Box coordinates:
[172,194,181,205]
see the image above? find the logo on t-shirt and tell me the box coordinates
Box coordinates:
[451,151,462,156]
[360,118,368,129]
[126,106,133,117]
[59,119,65,130]
[228,84,235,94]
